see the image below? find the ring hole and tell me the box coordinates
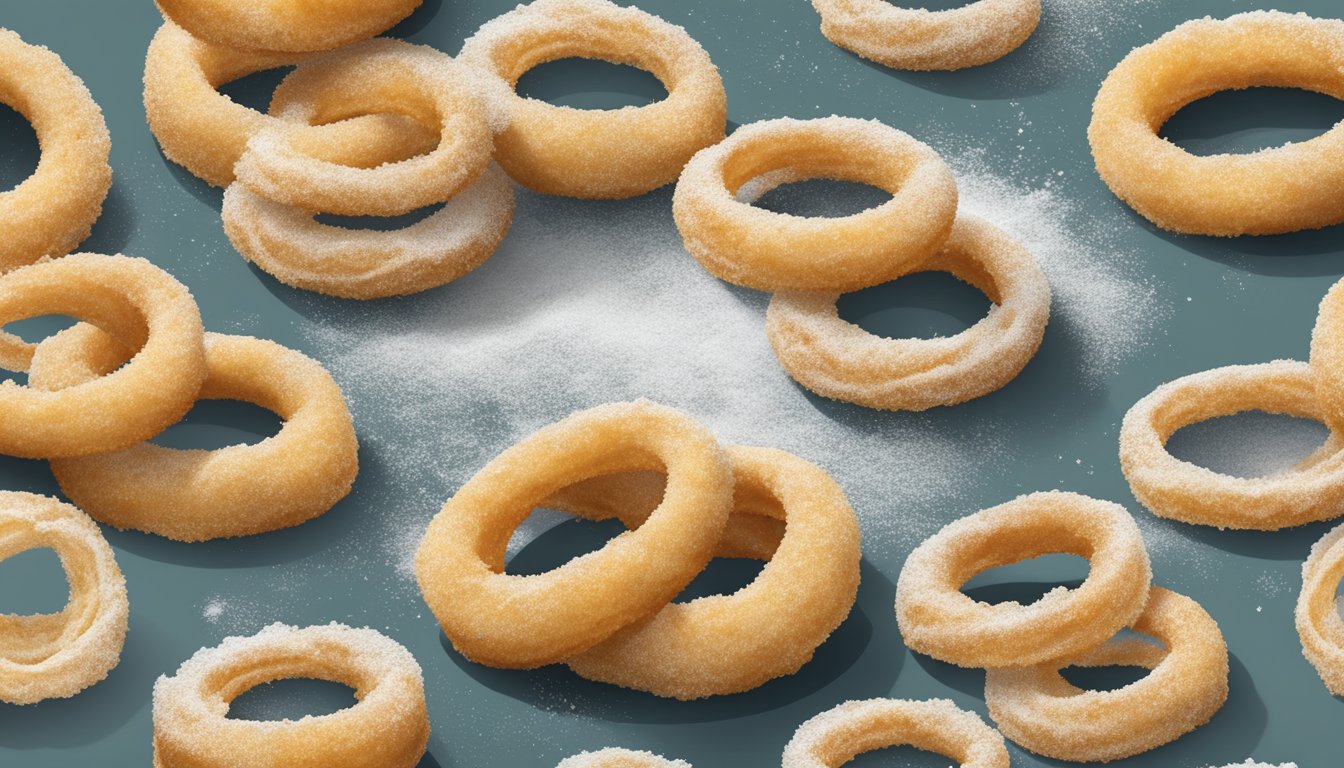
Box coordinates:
[0,103,39,193]
[226,678,359,721]
[1166,412,1329,479]
[0,315,79,385]
[151,401,284,450]
[748,179,892,219]
[673,558,765,603]
[1060,664,1151,693]
[315,203,444,232]
[961,554,1089,606]
[837,272,991,340]
[218,67,295,113]
[842,745,962,767]
[515,58,668,109]
[1161,87,1344,156]
[505,515,625,575]
[0,548,69,615]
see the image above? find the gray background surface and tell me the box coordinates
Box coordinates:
[1,0,1342,765]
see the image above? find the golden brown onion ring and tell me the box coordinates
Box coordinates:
[154,0,422,54]
[810,0,1040,71]
[782,698,1010,768]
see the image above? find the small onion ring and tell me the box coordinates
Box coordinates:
[143,22,438,188]
[810,0,1041,71]
[895,491,1152,668]
[152,623,428,768]
[458,0,727,199]
[414,400,734,669]
[29,328,358,542]
[545,445,861,700]
[0,253,206,459]
[782,698,1010,768]
[1119,360,1344,530]
[1296,522,1344,695]
[673,116,957,292]
[235,38,493,218]
[985,586,1229,762]
[1089,11,1344,236]
[154,0,422,54]
[557,749,691,768]
[1310,277,1344,432]
[766,214,1050,411]
[0,28,111,273]
[0,492,128,705]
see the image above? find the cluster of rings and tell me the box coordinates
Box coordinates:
[673,116,1051,411]
[895,491,1228,761]
[414,400,861,700]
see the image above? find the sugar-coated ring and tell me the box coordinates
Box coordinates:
[0,492,128,705]
[1296,522,1344,695]
[0,28,111,273]
[415,400,734,668]
[782,698,1010,768]
[985,586,1229,761]
[0,254,206,459]
[1310,278,1344,432]
[673,117,957,292]
[29,329,357,542]
[810,0,1040,71]
[143,22,437,188]
[1090,11,1344,236]
[557,749,691,768]
[767,214,1050,411]
[236,39,493,218]
[152,623,428,768]
[458,0,726,199]
[154,0,422,54]
[545,446,860,699]
[895,491,1152,668]
[1120,360,1344,530]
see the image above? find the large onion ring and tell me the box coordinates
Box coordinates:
[1296,522,1344,695]
[557,749,690,768]
[1089,11,1344,236]
[154,0,422,54]
[1119,360,1344,530]
[895,491,1152,668]
[782,698,1010,768]
[985,586,1229,762]
[0,28,111,273]
[234,38,493,218]
[414,400,734,669]
[1310,277,1344,432]
[143,22,437,188]
[0,492,128,705]
[152,623,428,768]
[544,445,861,699]
[767,214,1050,411]
[458,0,726,199]
[810,0,1040,71]
[0,253,206,459]
[673,117,957,292]
[28,328,358,542]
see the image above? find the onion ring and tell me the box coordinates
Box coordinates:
[544,445,860,699]
[1119,360,1344,530]
[557,749,690,768]
[458,0,726,199]
[415,400,734,669]
[152,623,428,768]
[1296,522,1344,695]
[234,38,493,218]
[673,117,957,292]
[1089,11,1344,236]
[985,586,1229,761]
[154,0,422,54]
[810,0,1041,71]
[895,491,1152,668]
[143,22,437,188]
[1311,278,1344,432]
[0,253,206,459]
[766,214,1050,411]
[0,28,111,273]
[28,328,358,542]
[0,492,128,705]
[782,698,1010,768]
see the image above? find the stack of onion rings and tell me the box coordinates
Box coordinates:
[152,623,428,768]
[810,0,1041,71]
[781,698,1010,768]
[1090,11,1344,236]
[459,0,726,199]
[0,492,128,705]
[0,28,111,272]
[415,402,861,698]
[155,0,422,54]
